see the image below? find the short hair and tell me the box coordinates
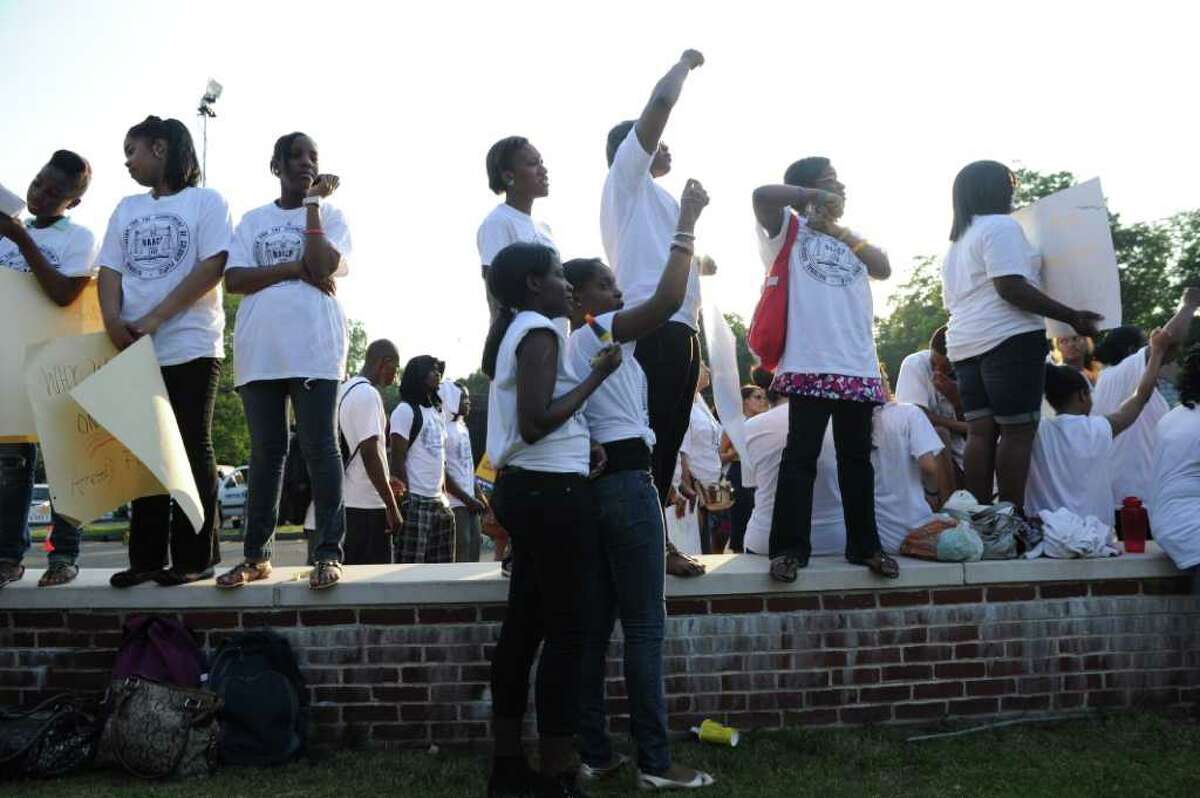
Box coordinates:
[606,121,636,167]
[1178,344,1200,409]
[364,339,399,366]
[271,132,309,175]
[47,150,92,194]
[562,257,606,291]
[1094,326,1147,366]
[127,116,201,192]
[949,160,1014,242]
[1044,363,1090,412]
[930,326,948,356]
[740,384,761,401]
[485,136,529,194]
[783,157,831,188]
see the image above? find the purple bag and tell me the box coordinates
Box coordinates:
[111,615,207,688]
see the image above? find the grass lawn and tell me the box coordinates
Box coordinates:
[12,713,1199,797]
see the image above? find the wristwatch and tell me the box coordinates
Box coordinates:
[302,195,321,207]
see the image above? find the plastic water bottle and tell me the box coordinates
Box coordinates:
[1120,497,1148,554]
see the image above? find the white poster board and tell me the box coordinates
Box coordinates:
[1011,178,1122,338]
[702,300,750,481]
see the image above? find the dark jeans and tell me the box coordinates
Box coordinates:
[128,358,221,573]
[728,460,754,553]
[768,396,881,562]
[490,469,599,737]
[634,322,701,507]
[579,468,670,774]
[344,507,391,564]
[0,443,81,566]
[240,378,344,563]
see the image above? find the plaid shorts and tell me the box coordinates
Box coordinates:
[395,494,456,563]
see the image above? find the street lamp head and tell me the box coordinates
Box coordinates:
[203,79,223,104]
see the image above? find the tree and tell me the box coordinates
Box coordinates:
[345,319,368,376]
[211,292,249,466]
[874,255,945,382]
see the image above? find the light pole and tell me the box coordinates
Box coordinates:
[197,79,222,187]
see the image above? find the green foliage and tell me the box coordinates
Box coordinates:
[211,293,248,467]
[345,319,368,376]
[874,255,945,382]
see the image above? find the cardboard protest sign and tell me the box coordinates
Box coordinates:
[24,333,202,528]
[1012,178,1122,338]
[0,269,103,442]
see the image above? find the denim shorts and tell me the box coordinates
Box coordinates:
[953,330,1049,424]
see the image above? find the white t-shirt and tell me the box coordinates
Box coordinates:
[742,405,846,557]
[476,202,557,268]
[97,187,232,366]
[444,417,475,509]
[1025,414,1114,524]
[0,217,96,277]
[872,402,944,554]
[338,377,387,510]
[1149,406,1200,569]
[389,402,448,500]
[894,349,966,467]
[486,311,590,474]
[680,397,723,485]
[600,126,700,330]
[1091,346,1168,510]
[941,214,1045,362]
[566,310,654,447]
[227,201,353,386]
[756,209,879,378]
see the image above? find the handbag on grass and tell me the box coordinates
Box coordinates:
[0,695,101,778]
[97,677,220,780]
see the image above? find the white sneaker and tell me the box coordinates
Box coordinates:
[637,768,715,790]
[578,752,629,782]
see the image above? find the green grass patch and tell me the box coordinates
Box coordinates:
[10,713,1199,797]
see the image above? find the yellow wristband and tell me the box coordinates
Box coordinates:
[851,240,869,254]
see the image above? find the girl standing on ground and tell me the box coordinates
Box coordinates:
[752,157,896,582]
[97,115,232,587]
[215,132,354,591]
[482,242,620,798]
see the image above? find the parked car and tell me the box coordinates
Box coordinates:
[28,484,52,526]
[217,465,249,529]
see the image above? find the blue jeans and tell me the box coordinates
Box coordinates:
[579,468,670,775]
[240,379,344,563]
[0,444,81,566]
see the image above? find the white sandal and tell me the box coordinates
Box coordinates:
[637,768,715,790]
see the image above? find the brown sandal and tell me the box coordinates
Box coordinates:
[666,542,706,578]
[309,560,342,590]
[216,560,272,589]
[38,562,78,587]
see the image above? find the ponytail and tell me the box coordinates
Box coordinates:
[479,242,560,379]
[127,115,201,191]
[481,307,515,380]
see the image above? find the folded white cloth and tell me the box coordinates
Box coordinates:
[1036,507,1121,559]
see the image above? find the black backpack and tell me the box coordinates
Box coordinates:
[208,631,307,767]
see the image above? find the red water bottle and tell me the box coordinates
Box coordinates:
[1120,497,1148,554]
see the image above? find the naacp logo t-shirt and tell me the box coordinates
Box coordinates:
[0,217,96,277]
[98,187,232,366]
[226,201,353,386]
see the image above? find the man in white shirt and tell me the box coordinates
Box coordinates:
[440,380,485,563]
[0,150,96,589]
[337,339,402,565]
[601,48,706,509]
[894,326,966,476]
[390,355,455,563]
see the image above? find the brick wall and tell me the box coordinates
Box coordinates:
[1,576,1197,748]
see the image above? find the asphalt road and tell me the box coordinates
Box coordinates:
[21,538,316,570]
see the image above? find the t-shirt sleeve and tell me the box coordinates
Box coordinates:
[1092,347,1145,415]
[59,226,97,277]
[894,353,934,409]
[608,125,654,196]
[389,402,416,441]
[1082,415,1115,457]
[96,205,126,272]
[225,213,256,269]
[905,405,945,460]
[980,217,1036,280]
[341,384,384,449]
[477,213,512,268]
[322,205,353,277]
[197,190,233,262]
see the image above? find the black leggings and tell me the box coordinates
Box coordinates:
[634,322,701,507]
[768,395,881,562]
[489,469,600,736]
[128,357,221,573]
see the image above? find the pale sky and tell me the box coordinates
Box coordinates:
[2,0,1197,379]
